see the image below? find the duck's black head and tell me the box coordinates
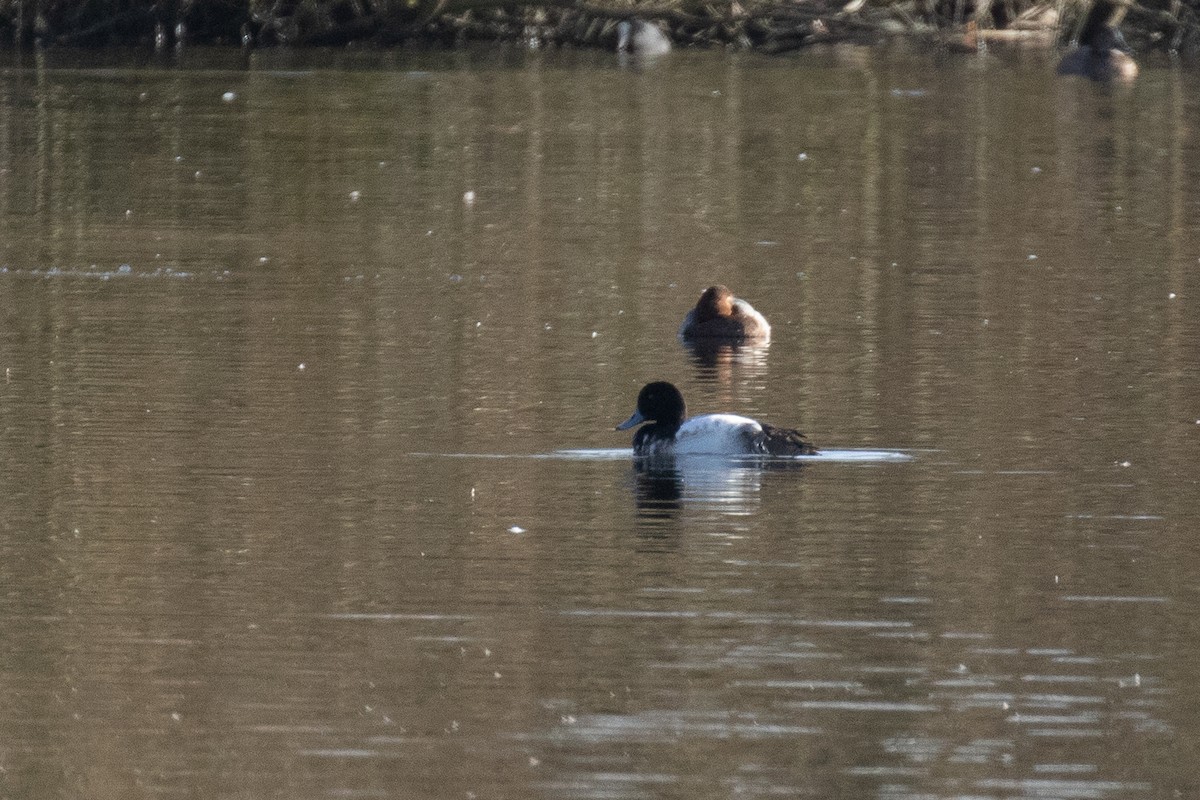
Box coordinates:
[1092,23,1131,52]
[1079,0,1128,49]
[616,381,687,431]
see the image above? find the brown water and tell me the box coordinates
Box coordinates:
[0,43,1198,799]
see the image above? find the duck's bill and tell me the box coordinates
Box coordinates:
[615,409,645,431]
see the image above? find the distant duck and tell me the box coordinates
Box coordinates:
[616,19,672,56]
[616,381,818,457]
[678,285,771,343]
[1057,0,1138,81]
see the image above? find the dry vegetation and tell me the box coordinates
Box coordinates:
[0,0,1196,52]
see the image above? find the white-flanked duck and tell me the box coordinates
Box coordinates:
[1057,0,1138,82]
[616,381,817,457]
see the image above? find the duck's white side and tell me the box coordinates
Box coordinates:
[671,414,763,455]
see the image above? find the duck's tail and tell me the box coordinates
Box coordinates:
[758,423,819,456]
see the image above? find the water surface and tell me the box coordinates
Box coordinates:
[0,44,1198,799]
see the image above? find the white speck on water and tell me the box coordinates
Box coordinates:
[475,321,482,329]
[591,331,599,338]
[1168,292,1176,299]
[222,91,236,102]
[297,363,306,371]
[194,170,202,179]
[138,92,149,101]
[448,274,463,283]
[463,190,476,204]
[529,756,540,767]
[125,209,133,218]
[1119,673,1142,688]
[349,190,361,201]
[117,264,132,274]
[258,257,269,264]
[508,525,525,534]
[493,672,502,679]
[1031,166,1042,173]
[171,712,182,722]
[1028,254,1038,261]
[1119,460,1131,467]
[797,152,808,161]
[982,319,989,326]
[174,155,183,162]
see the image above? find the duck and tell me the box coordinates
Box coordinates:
[678,285,771,343]
[1057,0,1138,82]
[615,381,818,457]
[616,19,672,56]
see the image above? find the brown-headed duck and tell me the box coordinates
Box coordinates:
[678,285,771,343]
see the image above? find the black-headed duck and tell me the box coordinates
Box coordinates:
[616,381,817,457]
[1057,0,1138,82]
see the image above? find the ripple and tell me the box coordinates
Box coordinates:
[789,700,940,713]
[549,710,823,743]
[1061,596,1168,603]
[975,778,1151,796]
[322,613,477,621]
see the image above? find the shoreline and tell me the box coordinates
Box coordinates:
[0,1,1193,55]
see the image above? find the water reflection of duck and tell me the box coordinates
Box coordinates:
[678,285,771,343]
[616,381,818,457]
[683,338,771,380]
[616,19,672,56]
[1057,0,1138,82]
[633,464,684,521]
